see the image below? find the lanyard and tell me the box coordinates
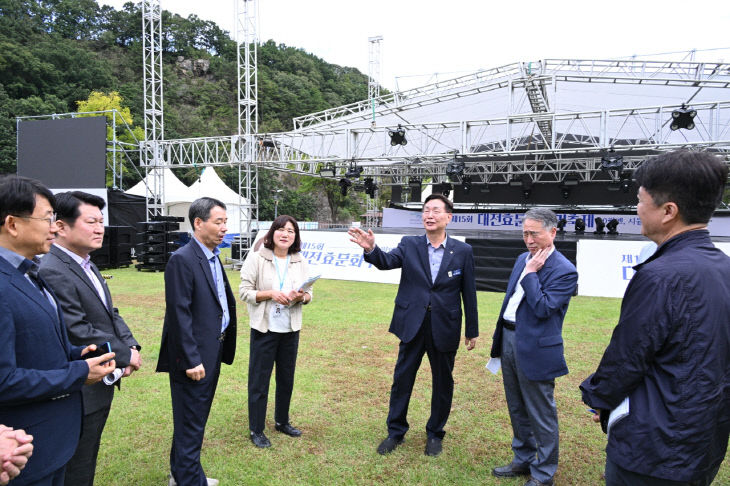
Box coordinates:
[273,255,290,291]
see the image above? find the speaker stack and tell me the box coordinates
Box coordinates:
[91,226,136,270]
[135,216,185,272]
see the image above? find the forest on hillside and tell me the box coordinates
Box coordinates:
[0,0,381,221]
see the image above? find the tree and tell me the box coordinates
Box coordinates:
[76,90,144,187]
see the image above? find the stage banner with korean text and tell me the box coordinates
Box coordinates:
[577,240,730,298]
[382,208,730,236]
[291,231,465,285]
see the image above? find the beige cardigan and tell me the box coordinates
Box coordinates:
[239,247,312,333]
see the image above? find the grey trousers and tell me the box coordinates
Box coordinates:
[501,327,559,484]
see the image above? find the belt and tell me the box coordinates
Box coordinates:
[502,320,516,331]
[218,330,227,342]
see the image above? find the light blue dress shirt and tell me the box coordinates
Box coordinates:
[427,235,448,284]
[193,237,230,333]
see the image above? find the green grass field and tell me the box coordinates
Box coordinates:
[93,267,729,485]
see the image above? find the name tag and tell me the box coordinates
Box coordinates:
[452,269,462,276]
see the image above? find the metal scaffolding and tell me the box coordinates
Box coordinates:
[368,36,383,126]
[235,0,259,250]
[141,0,164,218]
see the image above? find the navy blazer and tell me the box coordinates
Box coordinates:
[156,240,236,382]
[490,249,577,381]
[364,235,478,352]
[0,255,88,484]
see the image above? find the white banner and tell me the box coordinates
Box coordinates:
[382,208,730,236]
[577,240,730,298]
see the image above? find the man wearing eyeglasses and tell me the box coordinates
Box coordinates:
[348,193,479,457]
[39,191,141,486]
[0,176,116,486]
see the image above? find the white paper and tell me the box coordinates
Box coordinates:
[485,357,501,375]
[297,274,321,291]
[607,397,630,439]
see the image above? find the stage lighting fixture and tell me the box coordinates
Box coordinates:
[601,149,624,171]
[388,124,407,146]
[594,217,606,234]
[408,177,422,189]
[345,163,363,179]
[461,175,472,194]
[446,159,465,182]
[606,219,619,235]
[439,183,452,198]
[319,162,336,178]
[575,218,585,234]
[363,177,377,198]
[339,178,351,196]
[620,177,632,193]
[670,104,697,131]
[557,219,567,233]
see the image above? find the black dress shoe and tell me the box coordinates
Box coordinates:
[492,462,530,478]
[424,437,442,457]
[523,477,553,486]
[275,422,302,437]
[250,431,271,448]
[376,436,404,455]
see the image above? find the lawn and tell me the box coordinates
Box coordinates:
[94,267,729,485]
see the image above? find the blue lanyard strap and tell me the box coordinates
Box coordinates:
[273,255,290,291]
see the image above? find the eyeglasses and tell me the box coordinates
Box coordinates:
[13,213,57,227]
[422,209,445,216]
[275,228,296,235]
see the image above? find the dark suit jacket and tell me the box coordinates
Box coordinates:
[490,249,577,381]
[0,254,88,484]
[364,234,478,352]
[40,245,140,414]
[156,239,236,383]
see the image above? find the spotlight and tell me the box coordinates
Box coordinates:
[437,183,452,198]
[319,162,336,178]
[557,219,567,233]
[339,178,351,196]
[345,163,363,179]
[363,177,377,198]
[446,159,465,182]
[670,104,697,131]
[606,219,619,235]
[594,217,606,234]
[620,177,632,194]
[388,124,407,146]
[575,218,585,234]
[461,175,472,194]
[510,174,533,199]
[601,149,624,171]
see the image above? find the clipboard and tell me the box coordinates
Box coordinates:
[297,274,321,291]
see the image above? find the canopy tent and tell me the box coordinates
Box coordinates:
[126,168,195,231]
[188,167,249,234]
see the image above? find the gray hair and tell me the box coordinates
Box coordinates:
[188,197,226,225]
[523,208,558,230]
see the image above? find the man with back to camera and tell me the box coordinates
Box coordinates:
[490,207,578,486]
[0,176,116,486]
[348,193,479,457]
[39,191,142,486]
[580,150,730,486]
[157,197,237,486]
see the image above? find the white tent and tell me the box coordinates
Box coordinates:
[126,168,197,232]
[188,167,249,234]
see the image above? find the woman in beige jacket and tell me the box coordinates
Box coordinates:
[239,215,312,448]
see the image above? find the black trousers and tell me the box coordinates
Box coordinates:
[169,347,222,486]
[386,311,456,440]
[63,405,111,486]
[12,466,65,486]
[248,329,300,433]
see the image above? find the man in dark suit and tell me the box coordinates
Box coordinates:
[490,208,577,486]
[0,176,115,486]
[156,197,236,486]
[348,194,479,457]
[39,191,141,486]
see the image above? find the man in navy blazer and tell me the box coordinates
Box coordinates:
[349,194,478,457]
[156,197,236,486]
[0,176,115,486]
[490,208,577,486]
